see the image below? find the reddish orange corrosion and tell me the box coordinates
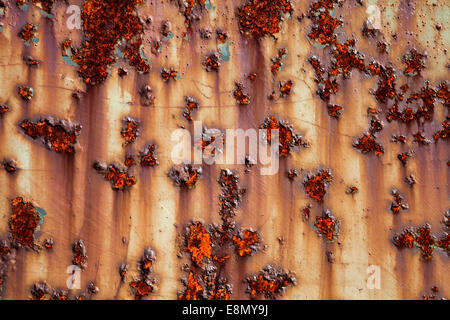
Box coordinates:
[346,186,358,195]
[18,23,37,43]
[196,128,225,159]
[129,279,153,298]
[168,165,202,189]
[94,162,136,190]
[129,247,156,299]
[390,189,408,214]
[237,0,292,39]
[327,104,343,119]
[303,169,332,202]
[302,204,312,221]
[330,39,365,78]
[413,132,431,145]
[313,210,339,242]
[161,67,178,82]
[368,62,397,103]
[120,118,139,144]
[178,272,204,300]
[232,230,260,257]
[397,152,411,166]
[179,0,206,27]
[9,197,40,248]
[433,119,449,142]
[246,265,296,299]
[139,144,158,167]
[270,48,287,74]
[20,118,81,154]
[184,222,212,266]
[17,85,33,101]
[203,52,220,72]
[279,80,293,97]
[260,115,307,156]
[403,49,425,77]
[72,240,87,268]
[233,82,250,105]
[183,96,199,121]
[307,0,342,46]
[393,229,415,249]
[64,0,149,85]
[353,133,384,156]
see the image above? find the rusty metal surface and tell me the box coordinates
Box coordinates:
[0,0,448,300]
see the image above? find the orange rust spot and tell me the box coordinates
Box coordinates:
[139,144,158,167]
[0,105,9,119]
[43,238,53,249]
[93,162,136,190]
[30,282,50,300]
[279,79,293,97]
[18,23,37,43]
[302,204,312,221]
[313,210,339,242]
[184,222,212,266]
[216,29,228,43]
[413,132,431,145]
[415,225,436,261]
[17,85,34,101]
[196,128,225,159]
[260,115,307,156]
[287,168,299,180]
[433,118,449,142]
[397,152,411,166]
[178,272,204,300]
[403,49,425,77]
[303,169,332,202]
[183,96,199,121]
[23,55,41,67]
[330,39,366,78]
[377,41,388,54]
[161,67,178,82]
[203,52,220,72]
[232,229,260,257]
[307,0,343,46]
[353,133,384,156]
[390,189,408,214]
[233,82,250,105]
[120,117,139,144]
[129,279,153,298]
[124,154,137,168]
[346,186,358,195]
[327,104,343,119]
[237,0,293,39]
[246,265,296,299]
[9,197,40,248]
[393,228,415,249]
[72,239,87,268]
[20,118,81,154]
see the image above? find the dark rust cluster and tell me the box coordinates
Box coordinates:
[307,0,343,46]
[233,82,250,105]
[168,165,202,189]
[18,23,37,44]
[352,133,384,156]
[20,117,81,154]
[72,239,87,269]
[93,162,137,191]
[120,117,139,144]
[139,144,158,167]
[183,96,199,121]
[9,197,41,248]
[245,265,296,299]
[17,85,33,101]
[390,189,409,214]
[237,0,293,39]
[0,105,8,119]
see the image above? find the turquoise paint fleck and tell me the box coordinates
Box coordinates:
[35,208,47,231]
[218,41,232,62]
[39,9,54,19]
[162,31,174,41]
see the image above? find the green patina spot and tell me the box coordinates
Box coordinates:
[34,207,47,231]
[162,31,174,41]
[218,41,232,62]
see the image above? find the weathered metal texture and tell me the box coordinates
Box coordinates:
[0,0,448,299]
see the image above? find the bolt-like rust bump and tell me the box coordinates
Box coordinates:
[119,263,129,282]
[260,115,308,157]
[279,80,293,97]
[246,265,296,299]
[377,41,388,54]
[183,96,199,121]
[124,154,137,168]
[9,197,41,248]
[20,118,81,154]
[18,23,37,44]
[168,165,202,189]
[313,210,340,242]
[303,168,332,202]
[237,0,292,39]
[369,117,383,134]
[139,144,158,167]
[118,67,128,77]
[184,221,212,266]
[216,29,228,43]
[390,189,409,214]
[232,229,260,257]
[397,152,411,166]
[43,238,53,249]
[233,82,250,105]
[307,0,343,46]
[270,48,287,74]
[0,105,9,119]
[353,133,384,156]
[87,281,99,295]
[433,118,449,142]
[302,204,312,221]
[403,49,425,77]
[93,162,137,190]
[17,85,34,101]
[413,132,431,145]
[139,85,155,107]
[415,225,436,261]
[23,55,41,67]
[436,82,449,108]
[346,186,358,195]
[161,67,178,82]
[327,104,343,119]
[120,117,139,144]
[203,52,220,72]
[404,174,416,188]
[287,169,299,180]
[3,159,17,173]
[392,134,407,144]
[64,0,149,85]
[72,239,87,268]
[31,281,51,300]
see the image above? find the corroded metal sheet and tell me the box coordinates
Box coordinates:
[0,0,448,300]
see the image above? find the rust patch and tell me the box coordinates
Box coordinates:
[72,239,87,269]
[168,165,202,189]
[303,168,333,203]
[245,265,296,299]
[129,247,157,299]
[9,197,42,248]
[120,117,139,145]
[93,162,137,191]
[313,210,340,242]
